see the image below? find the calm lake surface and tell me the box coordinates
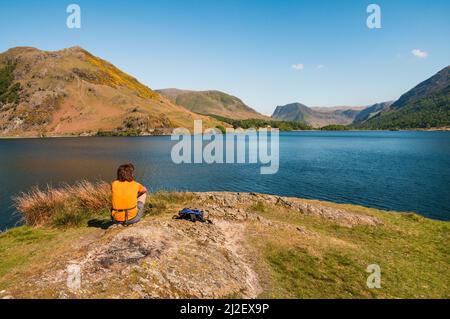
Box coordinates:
[1,131,450,229]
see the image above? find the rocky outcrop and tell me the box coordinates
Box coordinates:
[196,192,381,227]
[6,192,382,299]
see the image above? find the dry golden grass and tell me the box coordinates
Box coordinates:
[13,180,196,228]
[84,51,158,100]
[13,181,111,227]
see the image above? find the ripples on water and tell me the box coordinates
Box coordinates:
[0,131,449,229]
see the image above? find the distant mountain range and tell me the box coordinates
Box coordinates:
[0,47,221,137]
[0,46,448,136]
[272,65,449,129]
[156,88,268,120]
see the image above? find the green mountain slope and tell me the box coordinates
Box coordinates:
[156,88,268,120]
[356,66,450,129]
[353,101,393,123]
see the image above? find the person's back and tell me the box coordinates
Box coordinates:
[111,163,147,225]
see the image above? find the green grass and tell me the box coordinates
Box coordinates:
[266,247,370,298]
[0,226,57,281]
[252,201,450,298]
[144,191,194,218]
[0,225,104,297]
[215,125,226,134]
[250,201,267,213]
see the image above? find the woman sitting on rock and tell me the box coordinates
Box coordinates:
[111,163,147,225]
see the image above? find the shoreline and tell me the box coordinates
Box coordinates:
[3,188,447,232]
[1,127,450,139]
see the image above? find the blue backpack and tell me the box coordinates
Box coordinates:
[176,208,211,223]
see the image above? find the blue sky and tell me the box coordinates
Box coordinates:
[0,0,449,115]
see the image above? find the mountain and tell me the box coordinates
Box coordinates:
[273,66,450,129]
[0,47,220,137]
[271,102,312,122]
[271,103,362,127]
[353,101,393,123]
[156,88,268,120]
[356,66,450,129]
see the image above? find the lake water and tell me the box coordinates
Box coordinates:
[1,131,449,229]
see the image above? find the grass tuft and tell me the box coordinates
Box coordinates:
[13,181,194,228]
[13,180,111,228]
[250,201,267,213]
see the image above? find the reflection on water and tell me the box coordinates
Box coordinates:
[1,131,450,229]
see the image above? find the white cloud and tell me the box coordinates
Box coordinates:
[317,64,325,69]
[291,63,304,71]
[411,49,428,58]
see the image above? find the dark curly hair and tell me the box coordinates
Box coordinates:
[117,163,135,182]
